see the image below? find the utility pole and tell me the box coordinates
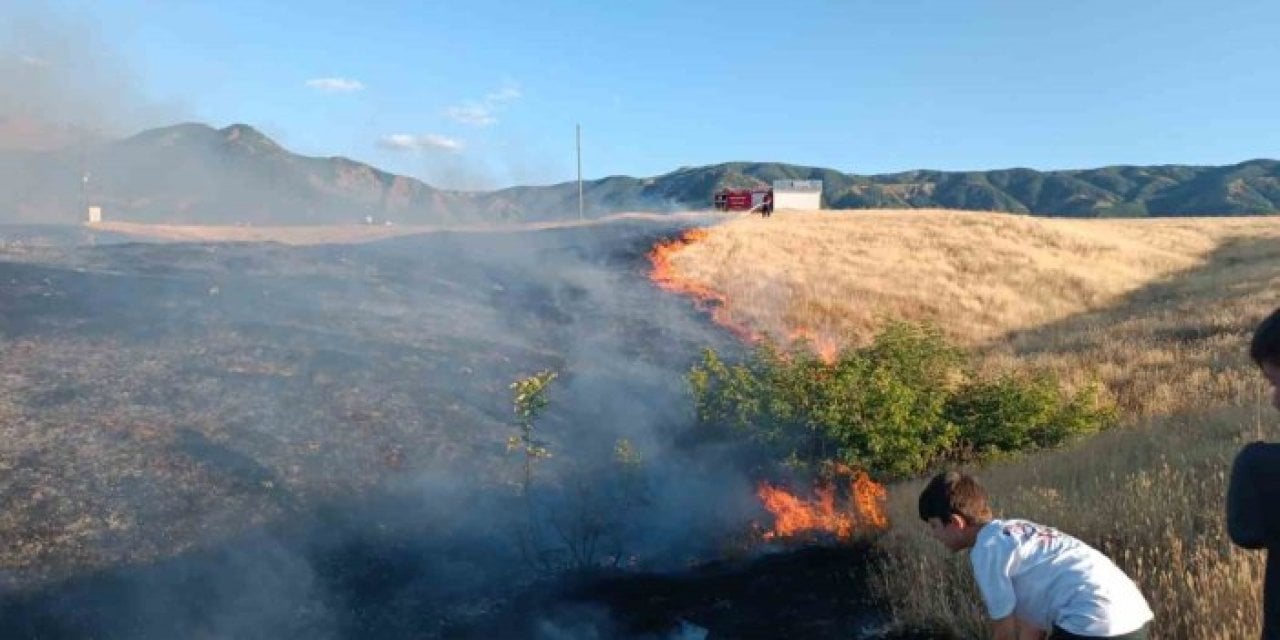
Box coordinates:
[576,124,583,220]
[79,137,89,222]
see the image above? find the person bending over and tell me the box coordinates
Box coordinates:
[919,471,1153,639]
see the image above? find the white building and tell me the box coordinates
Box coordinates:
[87,206,102,224]
[772,180,823,210]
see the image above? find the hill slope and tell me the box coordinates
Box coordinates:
[660,208,1280,417]
[3,122,1279,224]
[648,159,1280,217]
[0,123,480,225]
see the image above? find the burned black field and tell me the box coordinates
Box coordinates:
[0,222,911,639]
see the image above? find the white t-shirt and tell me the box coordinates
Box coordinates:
[970,519,1153,636]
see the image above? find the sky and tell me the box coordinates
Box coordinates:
[6,0,1280,189]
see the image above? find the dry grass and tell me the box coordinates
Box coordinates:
[89,211,717,245]
[667,208,1280,637]
[672,209,1280,347]
[670,209,1280,417]
[89,221,430,244]
[872,406,1274,640]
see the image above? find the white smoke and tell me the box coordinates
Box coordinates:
[0,4,182,149]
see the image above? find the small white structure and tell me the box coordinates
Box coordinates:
[772,180,823,210]
[87,206,102,223]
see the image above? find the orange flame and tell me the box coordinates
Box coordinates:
[852,471,889,529]
[648,229,759,342]
[756,469,888,542]
[785,327,840,365]
[648,229,840,362]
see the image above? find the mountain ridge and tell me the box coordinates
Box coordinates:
[2,122,1278,224]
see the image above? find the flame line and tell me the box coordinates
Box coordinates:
[648,228,840,363]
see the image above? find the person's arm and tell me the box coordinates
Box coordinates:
[989,615,1046,640]
[989,616,1018,640]
[1228,442,1271,549]
[972,529,1022,639]
[1016,622,1047,640]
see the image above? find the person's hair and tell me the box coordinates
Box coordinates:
[918,471,993,525]
[1251,306,1280,367]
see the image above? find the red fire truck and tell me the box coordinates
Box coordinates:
[713,187,773,214]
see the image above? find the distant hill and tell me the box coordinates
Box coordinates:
[638,159,1280,218]
[0,123,480,225]
[2,122,1278,224]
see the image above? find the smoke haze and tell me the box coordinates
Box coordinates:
[0,4,181,150]
[0,219,770,638]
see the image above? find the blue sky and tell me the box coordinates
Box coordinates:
[14,0,1280,189]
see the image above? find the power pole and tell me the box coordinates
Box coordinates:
[79,140,89,223]
[576,124,583,220]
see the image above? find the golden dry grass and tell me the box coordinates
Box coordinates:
[667,208,1280,638]
[670,209,1280,417]
[671,209,1280,347]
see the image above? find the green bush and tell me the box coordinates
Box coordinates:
[688,322,1114,478]
[945,374,1115,459]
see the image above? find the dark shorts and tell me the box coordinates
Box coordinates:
[1051,623,1149,640]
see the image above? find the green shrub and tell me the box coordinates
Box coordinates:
[688,322,1114,477]
[945,374,1115,459]
[814,323,963,476]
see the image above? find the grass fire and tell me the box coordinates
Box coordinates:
[1,205,1279,639]
[653,209,1280,638]
[6,4,1280,637]
[648,226,842,362]
[756,468,888,542]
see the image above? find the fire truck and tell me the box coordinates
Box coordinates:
[713,187,773,215]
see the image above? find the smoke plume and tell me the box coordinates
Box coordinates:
[0,4,181,150]
[0,219,771,639]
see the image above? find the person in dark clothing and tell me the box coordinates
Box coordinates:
[1229,305,1280,639]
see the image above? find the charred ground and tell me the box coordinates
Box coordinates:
[0,221,911,639]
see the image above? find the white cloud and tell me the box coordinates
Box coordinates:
[19,55,51,67]
[443,81,521,127]
[378,133,463,152]
[485,84,522,103]
[443,103,497,127]
[305,77,365,93]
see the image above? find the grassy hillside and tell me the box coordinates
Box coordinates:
[663,209,1280,637]
[667,209,1280,417]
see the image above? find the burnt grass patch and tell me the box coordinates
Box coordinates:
[0,488,935,639]
[449,541,955,640]
[0,221,931,638]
